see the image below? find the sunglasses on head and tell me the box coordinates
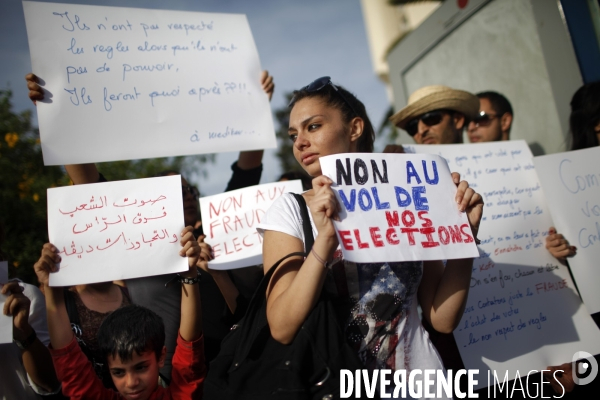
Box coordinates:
[471,111,499,128]
[405,110,450,137]
[289,76,358,116]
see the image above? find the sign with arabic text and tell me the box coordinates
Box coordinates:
[47,175,187,286]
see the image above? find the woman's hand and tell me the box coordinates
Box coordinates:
[196,234,215,274]
[452,172,484,239]
[25,73,44,104]
[33,243,60,287]
[307,175,340,238]
[260,70,275,101]
[179,226,200,277]
[545,227,576,261]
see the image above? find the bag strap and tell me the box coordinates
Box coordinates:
[232,193,314,362]
[291,193,315,253]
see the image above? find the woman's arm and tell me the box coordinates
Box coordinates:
[418,177,484,333]
[178,227,202,342]
[263,176,339,344]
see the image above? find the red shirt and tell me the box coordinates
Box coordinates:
[50,333,206,399]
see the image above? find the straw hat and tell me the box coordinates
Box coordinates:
[390,85,479,129]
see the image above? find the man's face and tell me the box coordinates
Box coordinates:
[406,110,464,145]
[467,98,503,143]
[108,347,165,400]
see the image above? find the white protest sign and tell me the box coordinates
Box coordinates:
[319,153,478,262]
[0,261,12,344]
[200,180,304,270]
[23,1,276,165]
[534,146,600,314]
[47,175,187,286]
[405,141,600,389]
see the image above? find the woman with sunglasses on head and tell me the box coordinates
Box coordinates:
[258,77,484,398]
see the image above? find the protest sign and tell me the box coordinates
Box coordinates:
[319,153,479,263]
[0,261,12,344]
[200,180,303,270]
[46,175,187,286]
[534,146,600,314]
[23,1,276,165]
[406,141,600,389]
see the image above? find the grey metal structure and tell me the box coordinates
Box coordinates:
[386,0,583,155]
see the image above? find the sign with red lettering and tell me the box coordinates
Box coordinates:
[46,175,187,286]
[199,180,303,269]
[319,153,478,263]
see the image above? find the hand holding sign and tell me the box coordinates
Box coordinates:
[319,153,480,263]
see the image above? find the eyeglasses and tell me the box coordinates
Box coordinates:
[471,112,499,128]
[289,76,358,117]
[182,185,199,198]
[405,110,449,137]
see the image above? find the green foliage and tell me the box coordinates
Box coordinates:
[0,89,69,284]
[97,154,213,183]
[0,90,212,284]
[378,105,399,142]
[273,92,301,174]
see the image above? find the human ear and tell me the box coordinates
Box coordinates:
[500,113,513,139]
[453,113,466,130]
[348,117,364,144]
[158,346,167,368]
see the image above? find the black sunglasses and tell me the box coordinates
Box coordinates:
[289,76,358,117]
[472,111,499,128]
[182,185,199,198]
[405,110,450,137]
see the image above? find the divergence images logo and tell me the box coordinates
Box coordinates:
[572,351,598,386]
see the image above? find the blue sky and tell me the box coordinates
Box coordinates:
[1,0,390,195]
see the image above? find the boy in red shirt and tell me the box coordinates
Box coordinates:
[35,226,205,399]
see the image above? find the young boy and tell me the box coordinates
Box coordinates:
[35,226,205,399]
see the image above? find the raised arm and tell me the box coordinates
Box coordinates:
[418,175,484,333]
[178,226,203,342]
[26,73,100,185]
[1,281,59,393]
[196,234,240,314]
[33,243,72,350]
[263,176,339,344]
[233,70,274,171]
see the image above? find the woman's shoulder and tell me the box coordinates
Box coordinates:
[258,192,306,239]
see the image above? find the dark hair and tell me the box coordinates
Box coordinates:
[97,304,165,363]
[289,82,375,153]
[569,81,600,151]
[278,170,313,191]
[476,91,513,119]
[157,170,182,177]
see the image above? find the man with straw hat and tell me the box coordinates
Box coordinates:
[390,85,479,145]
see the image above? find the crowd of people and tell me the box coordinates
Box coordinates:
[1,66,598,400]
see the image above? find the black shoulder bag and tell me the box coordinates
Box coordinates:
[204,193,376,400]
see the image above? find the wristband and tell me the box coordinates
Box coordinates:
[14,329,37,350]
[165,270,200,287]
[310,248,329,269]
[178,274,200,285]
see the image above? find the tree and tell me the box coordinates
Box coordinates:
[0,89,69,284]
[0,89,211,284]
[273,92,300,174]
